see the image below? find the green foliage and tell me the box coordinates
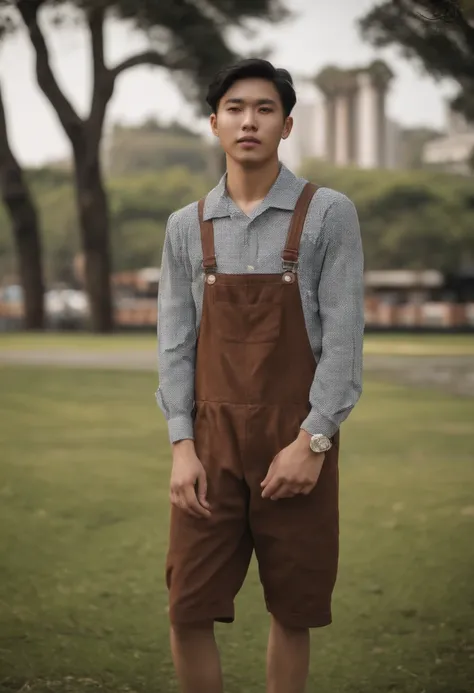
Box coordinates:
[107,120,219,178]
[301,159,474,272]
[1,0,288,112]
[113,0,288,107]
[399,127,442,169]
[358,0,474,121]
[1,160,473,285]
[108,166,211,271]
[0,165,212,283]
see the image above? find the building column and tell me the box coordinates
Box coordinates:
[324,96,337,164]
[334,94,350,166]
[356,74,377,168]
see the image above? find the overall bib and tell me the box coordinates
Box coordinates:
[166,183,340,629]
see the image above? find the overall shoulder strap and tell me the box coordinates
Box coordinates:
[282,182,319,271]
[197,198,217,273]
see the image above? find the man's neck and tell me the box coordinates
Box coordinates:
[225,156,281,216]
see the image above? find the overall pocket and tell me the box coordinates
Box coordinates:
[213,283,283,344]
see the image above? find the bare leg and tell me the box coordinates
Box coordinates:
[266,616,310,693]
[170,622,223,693]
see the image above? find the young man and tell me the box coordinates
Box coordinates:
[156,58,364,693]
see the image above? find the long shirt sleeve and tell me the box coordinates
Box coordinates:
[156,212,197,444]
[301,195,365,438]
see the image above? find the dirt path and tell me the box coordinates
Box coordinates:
[0,348,154,370]
[362,354,474,397]
[1,349,474,397]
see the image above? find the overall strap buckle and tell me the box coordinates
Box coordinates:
[281,248,299,273]
[282,258,298,273]
[202,258,218,274]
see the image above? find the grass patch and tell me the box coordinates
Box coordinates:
[0,332,155,353]
[1,330,474,357]
[363,333,474,356]
[0,367,473,692]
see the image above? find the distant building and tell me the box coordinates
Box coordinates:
[422,105,474,175]
[364,269,474,329]
[279,61,405,172]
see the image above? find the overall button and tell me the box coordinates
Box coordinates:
[207,274,216,285]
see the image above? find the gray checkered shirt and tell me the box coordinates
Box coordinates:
[156,163,364,444]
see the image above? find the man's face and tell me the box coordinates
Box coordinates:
[210,77,293,166]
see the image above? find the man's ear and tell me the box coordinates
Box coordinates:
[210,113,218,137]
[281,116,293,141]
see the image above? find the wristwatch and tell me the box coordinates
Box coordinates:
[309,434,332,454]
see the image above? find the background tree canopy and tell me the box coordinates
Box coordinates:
[0,0,288,331]
[1,155,473,286]
[358,0,474,121]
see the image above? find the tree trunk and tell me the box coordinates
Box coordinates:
[16,2,173,332]
[0,85,45,330]
[74,150,113,333]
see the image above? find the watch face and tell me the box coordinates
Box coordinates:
[310,435,331,453]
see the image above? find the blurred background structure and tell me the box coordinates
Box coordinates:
[0,2,474,693]
[0,0,474,334]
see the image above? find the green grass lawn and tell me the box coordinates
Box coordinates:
[0,330,473,356]
[0,367,474,693]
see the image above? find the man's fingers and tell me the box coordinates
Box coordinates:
[196,472,210,510]
[170,484,209,518]
[269,483,294,500]
[271,483,314,500]
[261,461,276,488]
[262,476,283,499]
[176,493,202,518]
[183,486,211,518]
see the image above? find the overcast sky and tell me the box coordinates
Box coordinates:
[0,0,455,166]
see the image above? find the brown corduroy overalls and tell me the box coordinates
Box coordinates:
[166,183,340,629]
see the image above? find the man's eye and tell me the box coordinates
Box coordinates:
[260,107,272,113]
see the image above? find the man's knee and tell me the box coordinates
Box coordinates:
[171,620,215,642]
[270,614,309,635]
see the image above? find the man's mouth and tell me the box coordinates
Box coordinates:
[237,137,261,147]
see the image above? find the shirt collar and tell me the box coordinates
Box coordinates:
[203,163,306,221]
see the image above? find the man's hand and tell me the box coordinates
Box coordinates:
[261,430,325,501]
[170,440,211,519]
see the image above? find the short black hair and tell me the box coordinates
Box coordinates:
[206,58,296,118]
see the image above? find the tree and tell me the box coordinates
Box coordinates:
[106,119,219,179]
[359,0,474,121]
[0,82,45,329]
[3,161,474,282]
[2,0,287,332]
[468,143,474,172]
[300,158,474,273]
[399,126,442,169]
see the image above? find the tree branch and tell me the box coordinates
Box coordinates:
[87,6,114,156]
[446,3,474,53]
[0,81,13,164]
[405,0,474,51]
[111,50,167,78]
[17,0,83,144]
[89,5,107,78]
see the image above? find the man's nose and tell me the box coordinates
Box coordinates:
[242,108,258,130]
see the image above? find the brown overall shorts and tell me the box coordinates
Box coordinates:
[166,183,340,629]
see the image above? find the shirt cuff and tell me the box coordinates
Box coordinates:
[300,409,338,438]
[167,415,195,444]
